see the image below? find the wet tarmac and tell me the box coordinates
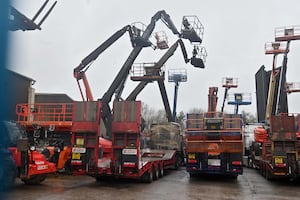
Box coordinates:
[2,167,300,200]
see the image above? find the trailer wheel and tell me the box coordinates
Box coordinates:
[143,169,153,183]
[174,155,182,170]
[262,164,266,177]
[248,157,254,168]
[189,172,196,178]
[158,165,164,177]
[153,166,159,180]
[266,169,272,180]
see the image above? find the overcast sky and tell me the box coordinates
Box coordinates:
[8,0,300,117]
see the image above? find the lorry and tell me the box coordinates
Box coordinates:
[0,120,56,185]
[185,87,244,178]
[247,26,300,180]
[70,100,180,183]
[70,10,205,182]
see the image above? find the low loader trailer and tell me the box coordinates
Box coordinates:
[71,101,179,183]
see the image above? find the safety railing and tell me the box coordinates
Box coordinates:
[130,62,165,81]
[186,112,243,130]
[275,25,300,41]
[16,103,73,126]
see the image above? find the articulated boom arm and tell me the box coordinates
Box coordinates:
[73,25,135,101]
[9,0,57,31]
[101,10,183,136]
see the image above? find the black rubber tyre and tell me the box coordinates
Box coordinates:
[174,155,182,170]
[158,165,164,178]
[189,172,196,178]
[23,174,47,185]
[153,167,159,180]
[143,169,153,183]
[0,152,17,190]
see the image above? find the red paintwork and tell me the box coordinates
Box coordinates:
[254,126,267,143]
[8,147,56,178]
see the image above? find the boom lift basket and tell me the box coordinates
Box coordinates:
[190,45,207,68]
[168,69,187,83]
[227,93,252,105]
[131,22,152,47]
[265,42,289,55]
[154,31,169,50]
[222,77,238,88]
[130,62,165,81]
[285,82,300,93]
[181,15,204,43]
[275,25,300,41]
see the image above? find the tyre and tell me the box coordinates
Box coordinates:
[266,169,272,180]
[174,155,182,170]
[0,151,17,190]
[23,174,47,185]
[189,172,196,178]
[143,169,153,183]
[158,165,164,178]
[153,166,159,180]
[95,176,110,182]
[248,157,254,168]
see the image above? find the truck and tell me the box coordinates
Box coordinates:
[185,87,244,178]
[70,10,205,182]
[247,26,300,180]
[0,120,56,185]
[248,115,299,179]
[70,100,180,183]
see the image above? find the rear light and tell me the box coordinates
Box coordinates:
[232,161,242,165]
[71,160,82,165]
[188,159,197,163]
[123,162,136,168]
[275,163,286,168]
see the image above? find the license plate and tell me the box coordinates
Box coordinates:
[37,165,48,170]
[72,153,81,160]
[275,157,283,164]
[208,159,221,166]
[72,147,86,153]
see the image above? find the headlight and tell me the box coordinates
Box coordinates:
[30,146,36,151]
